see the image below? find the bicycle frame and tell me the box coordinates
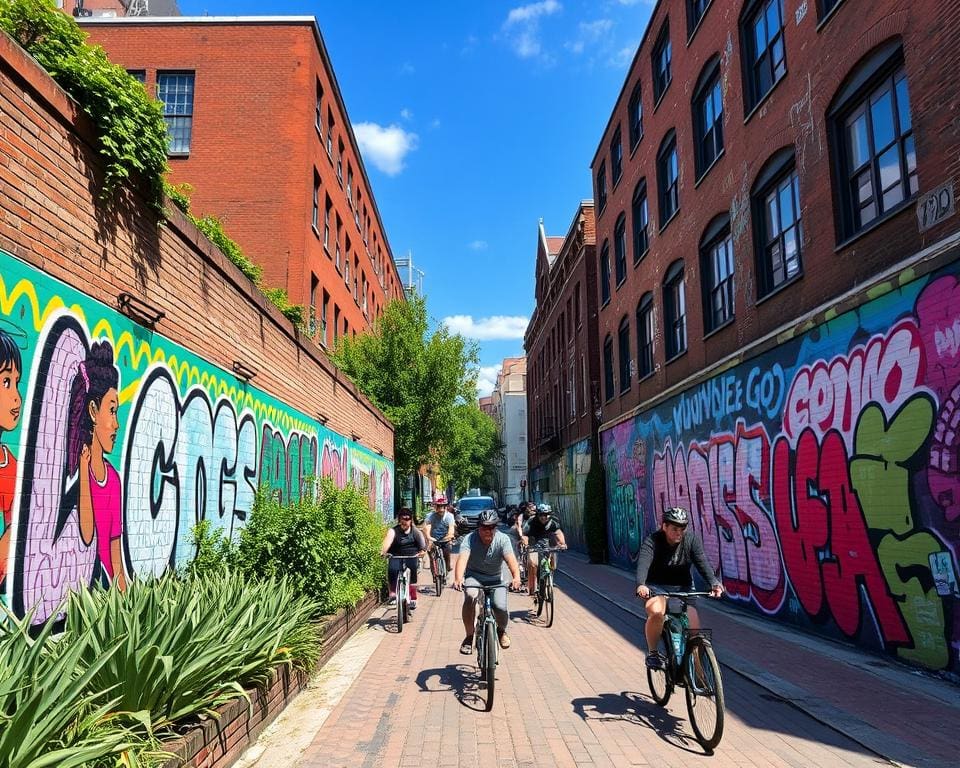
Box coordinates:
[463,583,505,712]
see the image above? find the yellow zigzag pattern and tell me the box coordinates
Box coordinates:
[1,273,313,434]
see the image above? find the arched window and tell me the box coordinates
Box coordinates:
[699,214,734,332]
[636,293,654,379]
[663,260,686,359]
[752,147,802,296]
[600,240,611,305]
[618,316,632,393]
[632,180,649,263]
[614,214,628,286]
[603,335,615,401]
[692,55,724,178]
[657,130,679,227]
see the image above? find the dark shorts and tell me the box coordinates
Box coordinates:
[388,556,420,586]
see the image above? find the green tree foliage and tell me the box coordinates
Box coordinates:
[0,0,169,211]
[442,403,501,497]
[331,295,480,484]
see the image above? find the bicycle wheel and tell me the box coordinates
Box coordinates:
[396,572,407,632]
[434,556,445,596]
[536,569,546,617]
[543,573,555,627]
[476,617,487,680]
[685,638,725,752]
[483,620,497,711]
[646,629,673,705]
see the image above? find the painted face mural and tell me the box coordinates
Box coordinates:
[0,249,395,624]
[602,266,960,672]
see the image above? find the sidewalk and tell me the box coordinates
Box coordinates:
[558,551,960,768]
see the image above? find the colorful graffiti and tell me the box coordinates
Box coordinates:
[0,250,394,623]
[531,438,591,553]
[602,267,960,672]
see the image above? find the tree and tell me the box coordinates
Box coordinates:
[441,404,501,497]
[331,296,479,503]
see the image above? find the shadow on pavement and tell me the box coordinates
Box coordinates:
[414,664,491,712]
[571,690,706,756]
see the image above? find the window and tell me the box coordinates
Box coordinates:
[611,126,623,186]
[614,214,627,286]
[346,165,353,204]
[337,138,344,182]
[324,195,332,251]
[687,0,711,37]
[569,361,576,420]
[693,58,724,178]
[335,215,342,270]
[127,69,146,83]
[333,304,340,343]
[628,82,643,149]
[309,274,319,336]
[819,0,843,20]
[157,72,194,155]
[354,256,359,300]
[632,180,649,263]
[603,335,615,402]
[618,316,631,394]
[830,43,916,239]
[344,245,351,286]
[636,293,654,379]
[315,79,323,136]
[327,109,334,158]
[700,216,735,332]
[652,21,672,104]
[753,149,803,296]
[657,131,679,227]
[575,283,581,326]
[741,0,786,111]
[600,240,611,305]
[312,170,320,231]
[663,260,687,359]
[321,290,329,346]
[596,162,608,213]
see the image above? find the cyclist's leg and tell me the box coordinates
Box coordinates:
[527,550,539,595]
[387,558,401,601]
[461,576,482,652]
[644,595,668,653]
[406,556,419,604]
[441,541,452,574]
[687,603,701,631]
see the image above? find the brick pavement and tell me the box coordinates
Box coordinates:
[283,553,928,768]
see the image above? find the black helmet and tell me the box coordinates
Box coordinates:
[478,510,499,527]
[663,507,689,526]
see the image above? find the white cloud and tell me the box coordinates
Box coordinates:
[399,62,415,75]
[503,1,561,61]
[353,123,419,176]
[476,365,502,397]
[468,240,488,251]
[610,44,637,68]
[566,18,613,54]
[505,0,561,25]
[400,108,413,120]
[443,315,529,341]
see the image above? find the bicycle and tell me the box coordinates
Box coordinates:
[530,544,563,627]
[428,537,448,596]
[384,554,417,632]
[461,583,506,712]
[644,591,725,752]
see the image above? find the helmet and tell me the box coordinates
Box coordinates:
[536,503,552,514]
[435,495,447,505]
[663,507,689,526]
[478,510,499,527]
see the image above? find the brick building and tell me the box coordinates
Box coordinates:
[591,0,960,423]
[525,205,599,552]
[81,16,405,350]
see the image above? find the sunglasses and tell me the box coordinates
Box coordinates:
[399,515,413,520]
[479,524,498,530]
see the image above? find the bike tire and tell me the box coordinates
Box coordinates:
[685,638,724,752]
[543,574,555,628]
[646,629,673,705]
[484,620,497,711]
[536,570,546,617]
[396,572,407,633]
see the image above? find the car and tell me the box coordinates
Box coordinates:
[455,495,498,535]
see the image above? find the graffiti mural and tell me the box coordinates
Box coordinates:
[601,266,960,672]
[0,250,394,623]
[530,438,591,553]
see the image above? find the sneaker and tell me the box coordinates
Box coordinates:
[498,630,511,649]
[409,601,417,610]
[387,596,397,607]
[645,652,664,670]
[460,636,474,655]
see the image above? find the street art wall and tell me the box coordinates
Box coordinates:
[531,438,592,553]
[0,250,394,623]
[601,262,960,673]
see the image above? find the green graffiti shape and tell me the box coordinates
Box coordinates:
[850,395,948,669]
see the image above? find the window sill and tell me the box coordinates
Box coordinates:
[743,71,788,125]
[312,224,321,239]
[168,151,190,159]
[637,371,655,384]
[659,209,679,234]
[816,0,847,32]
[616,276,628,291]
[612,173,623,192]
[598,200,607,218]
[601,297,611,311]
[324,241,332,258]
[755,271,803,307]
[686,2,713,46]
[665,349,688,366]
[633,248,650,267]
[834,196,916,252]
[694,150,725,188]
[652,81,671,114]
[629,137,643,159]
[703,316,735,341]
[619,387,632,398]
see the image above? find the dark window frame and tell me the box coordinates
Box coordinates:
[699,215,735,333]
[687,0,712,39]
[692,56,724,179]
[614,213,628,286]
[657,131,680,228]
[600,240,611,305]
[752,148,803,297]
[632,180,649,264]
[611,125,623,186]
[628,82,643,150]
[636,293,654,379]
[818,0,844,21]
[663,260,687,359]
[603,335,615,402]
[597,161,608,214]
[652,20,673,105]
[740,0,786,113]
[157,70,195,156]
[618,315,632,394]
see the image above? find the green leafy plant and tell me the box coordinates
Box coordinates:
[186,519,235,578]
[0,0,169,211]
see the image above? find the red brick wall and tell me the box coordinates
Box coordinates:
[591,0,960,426]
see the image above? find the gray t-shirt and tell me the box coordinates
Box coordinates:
[460,530,513,580]
[425,511,455,540]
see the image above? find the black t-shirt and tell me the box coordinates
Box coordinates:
[523,515,562,545]
[389,524,425,556]
[634,529,719,588]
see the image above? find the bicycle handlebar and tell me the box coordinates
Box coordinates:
[454,583,508,593]
[529,545,565,552]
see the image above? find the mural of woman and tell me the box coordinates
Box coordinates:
[67,340,126,590]
[0,326,23,585]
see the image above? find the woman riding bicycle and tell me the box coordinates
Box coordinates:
[635,507,724,669]
[380,507,426,609]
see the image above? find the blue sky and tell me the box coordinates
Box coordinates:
[178,1,655,395]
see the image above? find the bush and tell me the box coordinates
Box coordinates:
[235,479,387,614]
[186,519,234,578]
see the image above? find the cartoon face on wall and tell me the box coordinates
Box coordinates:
[0,249,395,623]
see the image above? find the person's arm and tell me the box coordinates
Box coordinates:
[634,534,656,597]
[413,527,427,554]
[453,535,471,588]
[503,548,521,590]
[423,519,433,548]
[379,528,395,557]
[689,532,723,595]
[551,519,567,548]
[444,513,455,542]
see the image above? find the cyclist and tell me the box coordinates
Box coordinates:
[380,507,427,610]
[635,506,724,669]
[423,496,455,575]
[521,503,567,599]
[453,509,521,654]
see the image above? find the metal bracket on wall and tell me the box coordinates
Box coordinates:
[232,360,257,381]
[118,292,165,328]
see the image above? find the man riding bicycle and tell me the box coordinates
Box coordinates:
[635,507,724,669]
[453,510,521,654]
[423,496,455,575]
[521,503,567,599]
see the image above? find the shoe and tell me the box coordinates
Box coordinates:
[460,636,474,655]
[645,652,664,670]
[409,601,417,610]
[498,630,511,649]
[387,596,397,607]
